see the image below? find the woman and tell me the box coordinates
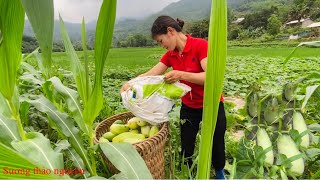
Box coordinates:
[121,15,226,179]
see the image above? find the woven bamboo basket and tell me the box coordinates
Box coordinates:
[94,112,168,179]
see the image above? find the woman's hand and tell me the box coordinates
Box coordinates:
[164,70,184,83]
[120,82,131,93]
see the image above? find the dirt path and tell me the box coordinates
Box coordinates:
[224,97,246,141]
[224,96,246,110]
[230,130,245,141]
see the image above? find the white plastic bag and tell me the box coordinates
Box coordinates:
[121,76,191,124]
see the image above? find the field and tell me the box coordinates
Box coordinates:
[23,46,320,178]
[46,46,320,99]
[3,1,320,179]
[50,46,320,68]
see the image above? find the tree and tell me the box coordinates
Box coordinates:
[267,14,282,35]
[242,6,278,30]
[187,18,209,38]
[228,25,240,40]
[288,0,320,21]
[126,34,148,47]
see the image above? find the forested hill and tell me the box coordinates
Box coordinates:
[24,0,282,41]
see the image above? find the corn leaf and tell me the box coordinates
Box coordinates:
[88,176,107,179]
[66,148,90,178]
[20,101,30,127]
[229,158,237,179]
[20,74,44,86]
[21,0,54,79]
[27,96,94,175]
[301,85,319,110]
[0,29,2,45]
[100,143,153,179]
[22,47,40,62]
[42,81,57,106]
[0,86,20,119]
[311,169,320,179]
[0,0,24,100]
[55,140,90,178]
[59,15,90,106]
[284,41,320,64]
[83,0,116,125]
[196,0,227,178]
[32,49,47,76]
[11,132,64,171]
[21,62,42,79]
[82,17,91,101]
[0,114,20,147]
[48,77,89,135]
[0,92,12,118]
[0,142,62,179]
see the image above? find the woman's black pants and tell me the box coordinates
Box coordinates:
[180,102,227,170]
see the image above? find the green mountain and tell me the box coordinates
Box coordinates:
[23,20,96,42]
[23,0,292,44]
[113,0,279,41]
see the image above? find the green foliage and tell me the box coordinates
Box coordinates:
[228,26,241,40]
[100,143,153,179]
[59,15,91,109]
[116,34,155,48]
[12,132,64,171]
[187,19,209,38]
[267,14,282,35]
[288,0,320,21]
[83,0,116,127]
[22,35,38,53]
[0,0,24,101]
[0,142,62,179]
[21,0,54,79]
[242,6,278,30]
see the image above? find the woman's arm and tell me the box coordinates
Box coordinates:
[139,62,168,77]
[164,58,207,85]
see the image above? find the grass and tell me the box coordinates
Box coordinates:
[43,46,320,70]
[47,47,164,69]
[227,47,320,58]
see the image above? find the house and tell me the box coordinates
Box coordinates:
[285,18,314,28]
[232,17,245,24]
[307,22,320,29]
[307,22,320,36]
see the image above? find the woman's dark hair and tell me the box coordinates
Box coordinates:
[151,15,184,39]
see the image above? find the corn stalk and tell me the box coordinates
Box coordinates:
[196,0,227,178]
[0,0,25,140]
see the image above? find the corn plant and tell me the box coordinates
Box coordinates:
[0,0,152,179]
[196,0,227,178]
[0,0,62,178]
[0,0,26,141]
[21,0,54,79]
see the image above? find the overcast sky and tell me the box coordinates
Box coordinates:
[54,0,180,23]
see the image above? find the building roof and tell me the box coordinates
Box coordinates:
[286,18,310,25]
[232,18,245,24]
[307,22,320,28]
